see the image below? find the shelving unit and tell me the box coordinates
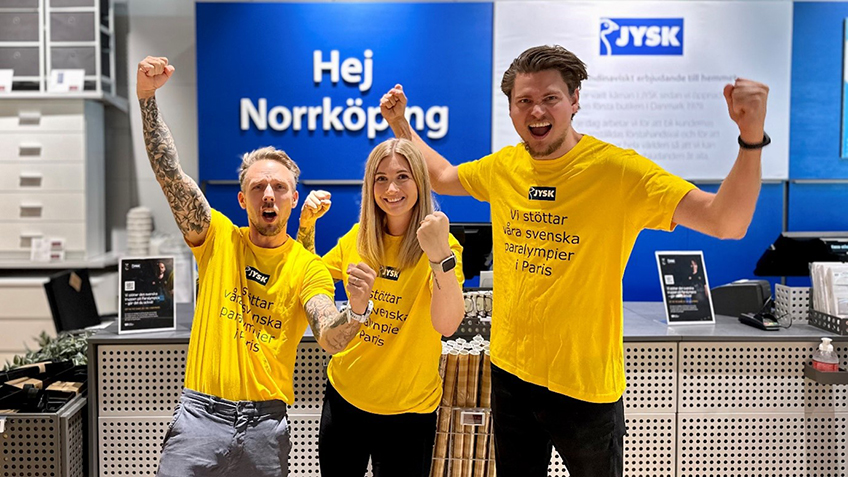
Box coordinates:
[0,0,115,95]
[0,0,44,91]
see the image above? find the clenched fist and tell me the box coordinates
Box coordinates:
[347,262,376,315]
[723,78,769,145]
[380,84,407,125]
[300,190,332,224]
[137,56,175,99]
[417,211,451,264]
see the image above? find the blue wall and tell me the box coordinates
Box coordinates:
[197,2,848,301]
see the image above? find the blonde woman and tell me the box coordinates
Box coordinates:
[298,138,465,477]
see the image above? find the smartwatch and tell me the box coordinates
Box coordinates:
[346,300,373,324]
[430,252,457,273]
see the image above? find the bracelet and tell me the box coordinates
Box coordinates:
[738,132,771,150]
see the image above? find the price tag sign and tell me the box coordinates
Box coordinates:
[48,69,85,93]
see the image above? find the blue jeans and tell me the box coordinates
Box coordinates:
[490,365,626,477]
[156,389,291,477]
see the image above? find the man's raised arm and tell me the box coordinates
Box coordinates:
[137,56,211,247]
[380,85,469,196]
[672,78,769,240]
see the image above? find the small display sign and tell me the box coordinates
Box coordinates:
[119,257,176,334]
[656,251,715,325]
[48,69,84,93]
[0,70,13,93]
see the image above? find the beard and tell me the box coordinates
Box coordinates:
[249,216,285,237]
[522,132,567,159]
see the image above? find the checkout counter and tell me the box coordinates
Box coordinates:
[86,302,847,477]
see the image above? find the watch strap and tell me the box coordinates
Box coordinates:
[430,252,456,273]
[346,300,373,324]
[738,132,771,150]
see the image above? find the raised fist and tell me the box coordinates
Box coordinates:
[723,78,769,145]
[416,211,451,263]
[347,262,376,315]
[137,56,175,99]
[300,190,332,224]
[380,84,408,125]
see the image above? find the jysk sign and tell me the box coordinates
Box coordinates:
[599,18,684,56]
[196,3,493,184]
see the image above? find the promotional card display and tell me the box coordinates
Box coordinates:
[119,257,176,334]
[0,70,12,93]
[48,69,84,93]
[656,251,715,324]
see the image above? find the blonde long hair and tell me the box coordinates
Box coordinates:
[357,138,434,271]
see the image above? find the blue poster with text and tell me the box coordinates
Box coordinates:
[196,2,493,187]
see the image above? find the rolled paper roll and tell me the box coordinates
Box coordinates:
[434,349,460,477]
[463,350,482,477]
[450,408,465,477]
[472,413,490,477]
[479,351,492,408]
[486,418,496,477]
[456,350,469,408]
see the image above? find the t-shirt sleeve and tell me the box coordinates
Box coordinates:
[322,225,358,282]
[449,235,465,286]
[622,153,697,232]
[322,242,344,282]
[457,152,498,203]
[300,256,336,307]
[190,209,226,264]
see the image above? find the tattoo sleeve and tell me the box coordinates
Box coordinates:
[298,222,316,254]
[139,96,211,240]
[305,294,360,354]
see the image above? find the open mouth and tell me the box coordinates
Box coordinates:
[528,121,552,138]
[384,197,405,206]
[261,210,278,222]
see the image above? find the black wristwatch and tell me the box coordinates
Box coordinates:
[430,252,457,273]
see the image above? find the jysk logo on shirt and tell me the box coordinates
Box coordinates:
[599,18,683,56]
[245,266,270,286]
[380,266,401,281]
[529,186,557,201]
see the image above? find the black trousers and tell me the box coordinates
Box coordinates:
[490,364,626,477]
[318,381,437,477]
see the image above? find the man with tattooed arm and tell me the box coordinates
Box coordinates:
[137,56,376,477]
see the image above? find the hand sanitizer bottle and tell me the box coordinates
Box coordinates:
[812,337,840,372]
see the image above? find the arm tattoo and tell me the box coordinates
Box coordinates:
[139,97,211,237]
[298,222,316,254]
[305,294,360,353]
[433,272,442,290]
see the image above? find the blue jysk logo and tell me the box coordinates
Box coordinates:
[600,18,683,56]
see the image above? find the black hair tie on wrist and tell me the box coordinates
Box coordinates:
[738,132,771,149]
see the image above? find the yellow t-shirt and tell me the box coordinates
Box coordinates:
[458,135,696,403]
[184,209,334,403]
[323,224,464,414]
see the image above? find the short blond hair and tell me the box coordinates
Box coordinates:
[237,147,300,189]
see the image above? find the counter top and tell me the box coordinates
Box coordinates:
[621,302,844,342]
[87,302,846,344]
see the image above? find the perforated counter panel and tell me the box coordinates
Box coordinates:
[88,307,848,477]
